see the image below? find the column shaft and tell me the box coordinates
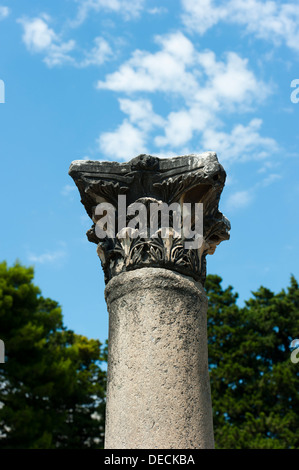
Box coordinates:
[104,267,214,449]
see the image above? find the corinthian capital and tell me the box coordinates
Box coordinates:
[69,152,230,284]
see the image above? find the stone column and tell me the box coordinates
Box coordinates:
[69,152,230,449]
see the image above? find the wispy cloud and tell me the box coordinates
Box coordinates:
[181,0,299,53]
[202,119,278,163]
[72,0,145,27]
[226,190,253,211]
[257,161,280,174]
[18,15,113,68]
[225,170,282,212]
[260,173,282,187]
[0,6,9,20]
[147,7,168,15]
[28,250,67,265]
[61,184,77,197]
[79,36,112,66]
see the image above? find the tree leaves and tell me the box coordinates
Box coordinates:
[0,261,106,449]
[207,274,299,449]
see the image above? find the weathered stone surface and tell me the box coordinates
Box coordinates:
[104,268,214,449]
[69,152,230,284]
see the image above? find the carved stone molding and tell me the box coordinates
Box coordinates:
[69,152,230,284]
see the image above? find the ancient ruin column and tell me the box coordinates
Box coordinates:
[69,152,230,449]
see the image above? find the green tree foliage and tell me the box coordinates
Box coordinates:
[206,274,299,449]
[0,261,107,449]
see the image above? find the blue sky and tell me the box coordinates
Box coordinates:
[0,0,299,345]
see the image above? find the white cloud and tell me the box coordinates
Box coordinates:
[97,32,198,96]
[196,51,268,109]
[73,0,145,26]
[181,0,299,52]
[201,119,278,163]
[98,120,147,160]
[97,32,268,105]
[28,250,66,264]
[155,108,211,147]
[153,49,269,149]
[182,0,226,35]
[20,16,57,52]
[96,31,278,164]
[98,98,165,159]
[44,40,76,67]
[0,6,10,20]
[147,7,168,15]
[19,16,76,66]
[226,189,253,211]
[80,36,112,67]
[119,98,165,130]
[19,16,113,68]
